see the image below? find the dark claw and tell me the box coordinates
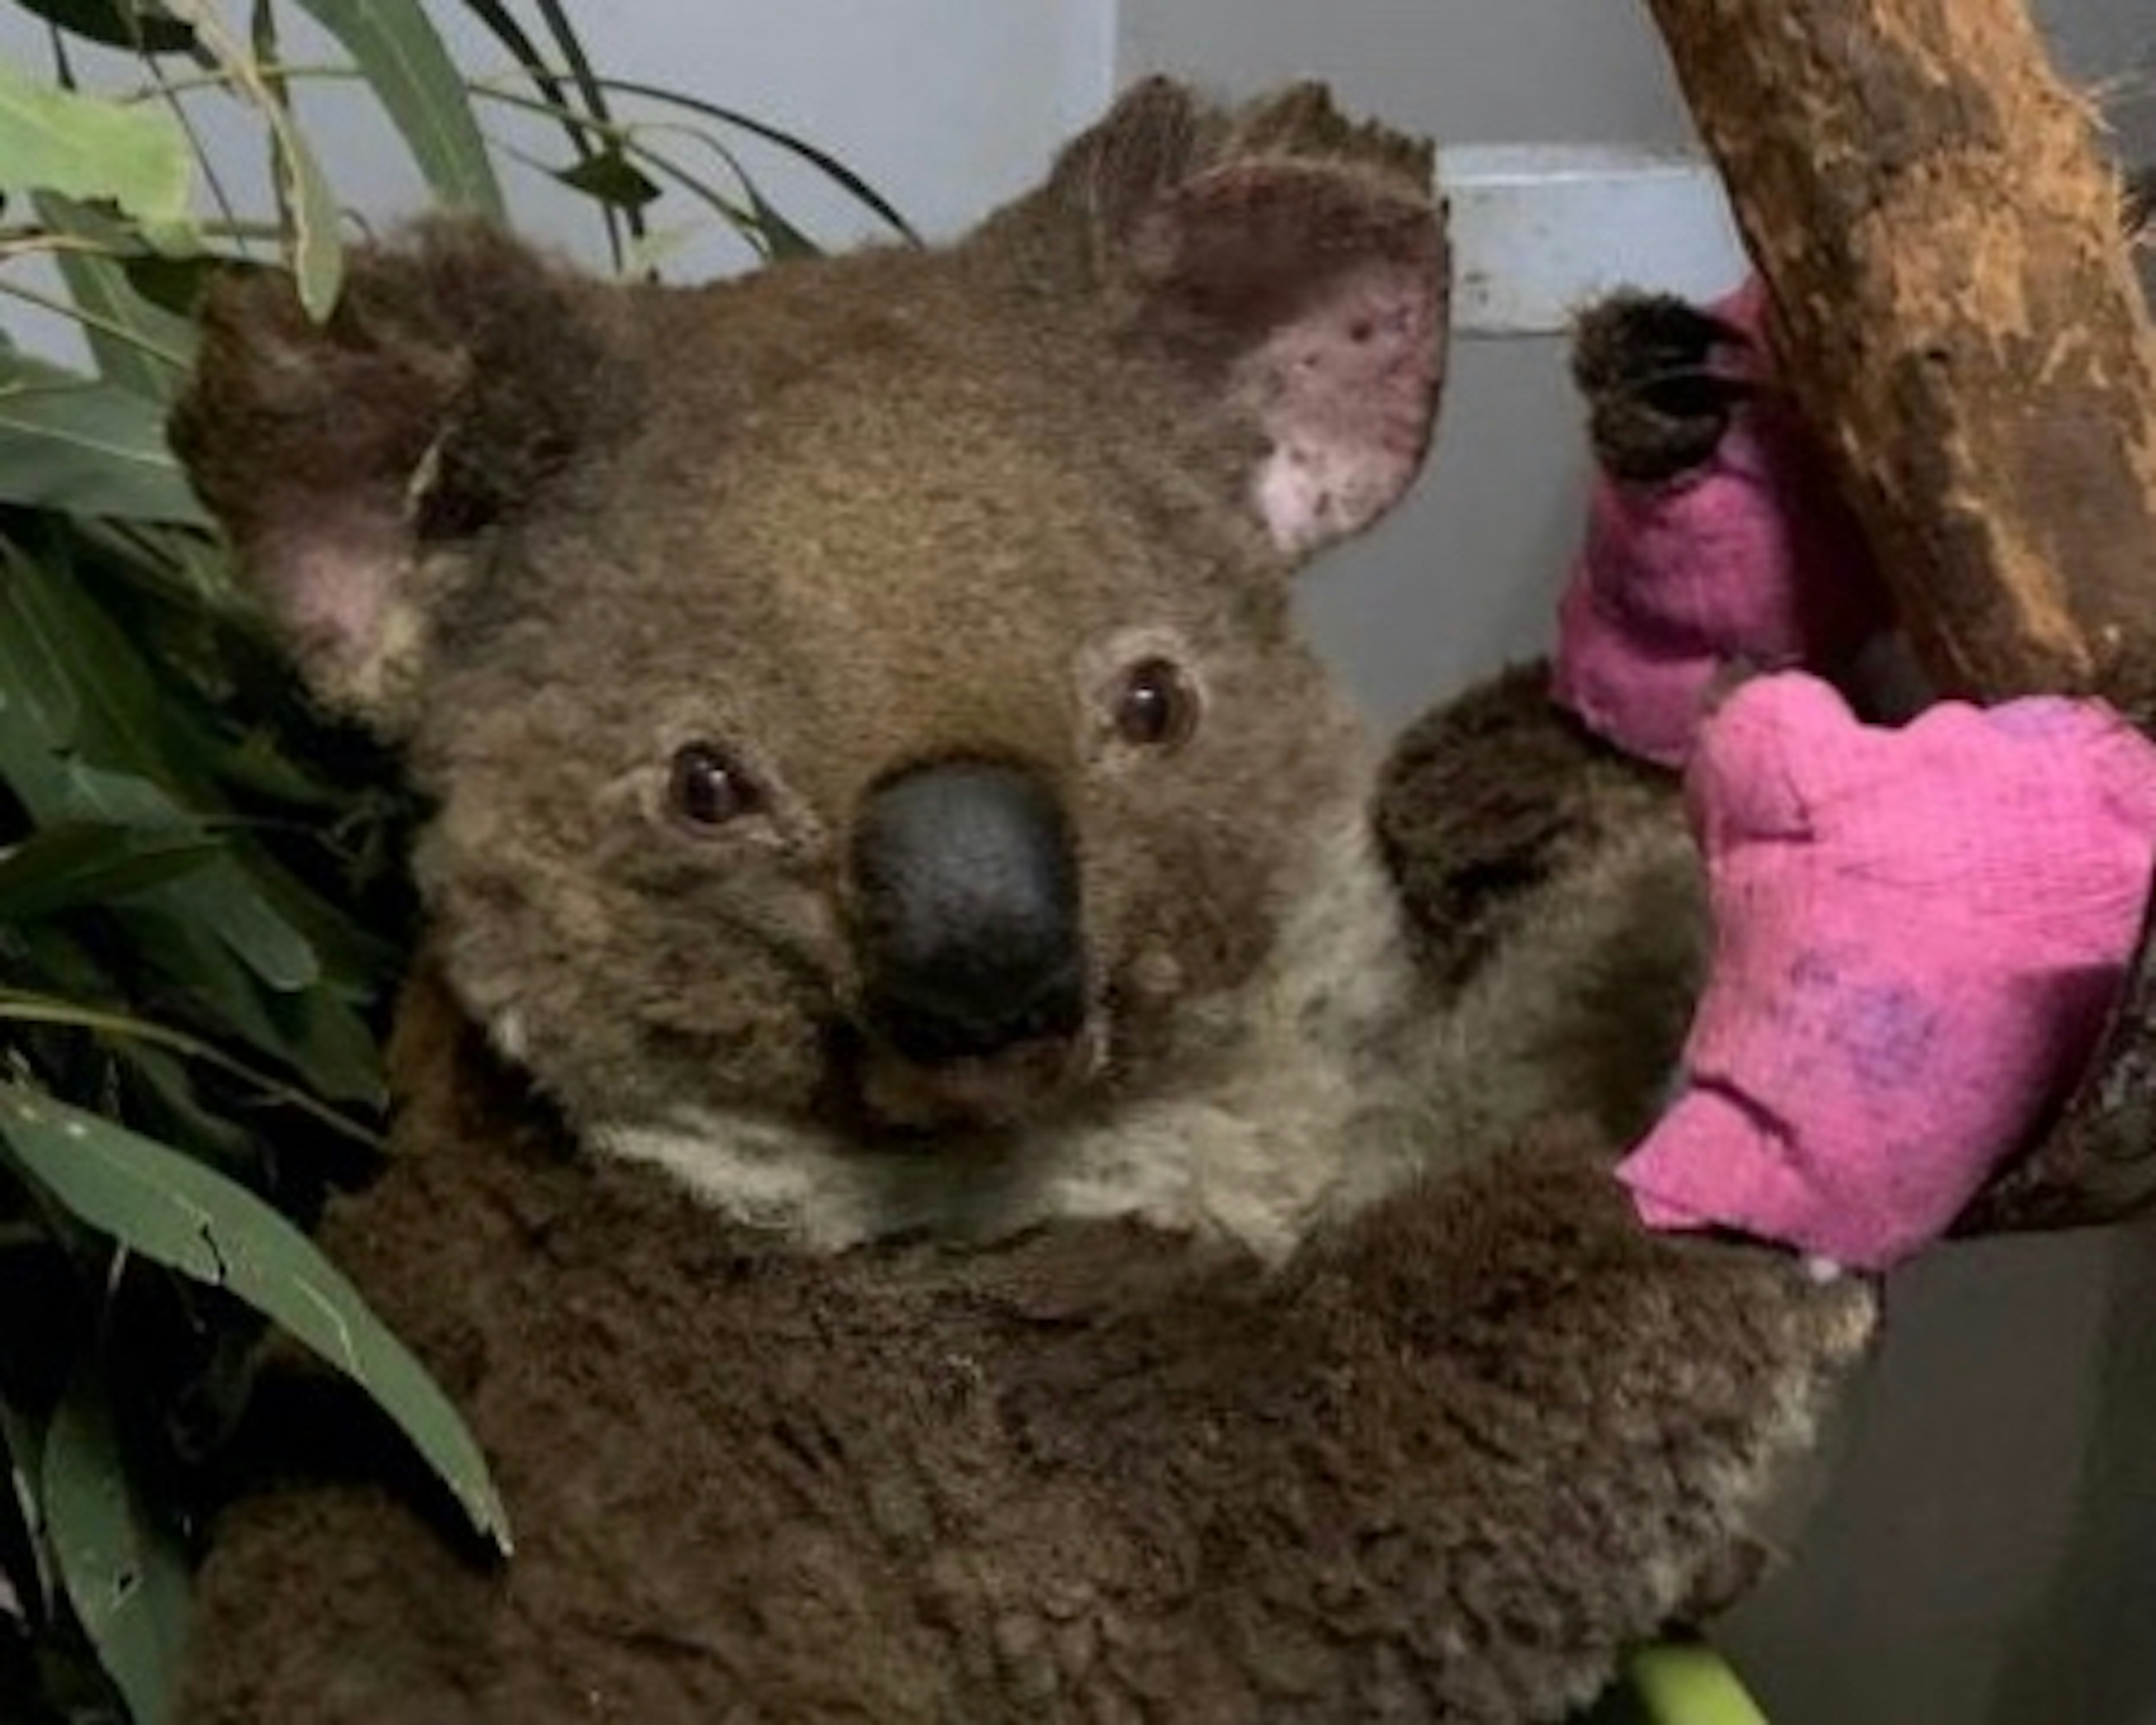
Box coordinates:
[1572,290,1756,485]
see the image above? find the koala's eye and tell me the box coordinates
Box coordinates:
[668,743,760,829]
[1113,658,1200,750]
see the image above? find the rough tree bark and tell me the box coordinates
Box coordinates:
[1641,0,2156,1230]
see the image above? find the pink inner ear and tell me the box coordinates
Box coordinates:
[1247,260,1443,555]
[259,512,406,697]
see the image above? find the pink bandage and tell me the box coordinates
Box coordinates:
[1553,280,1888,768]
[1618,674,2156,1270]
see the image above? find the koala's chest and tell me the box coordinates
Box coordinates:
[305,1111,1309,1721]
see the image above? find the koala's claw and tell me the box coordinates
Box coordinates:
[1571,290,1755,485]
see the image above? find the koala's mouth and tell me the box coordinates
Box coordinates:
[851,1017,1105,1133]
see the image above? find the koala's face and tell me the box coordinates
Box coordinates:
[172,80,1447,1142]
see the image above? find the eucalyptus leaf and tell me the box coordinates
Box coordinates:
[260,975,383,1108]
[8,0,198,54]
[113,1041,252,1167]
[591,76,916,243]
[0,548,83,747]
[97,907,383,1107]
[452,0,633,267]
[0,551,332,1006]
[159,0,345,318]
[117,251,226,319]
[0,60,192,230]
[0,533,187,775]
[0,1086,512,1555]
[267,84,344,320]
[290,0,505,218]
[0,355,204,523]
[31,194,198,401]
[0,824,220,925]
[7,889,385,1135]
[42,1365,189,1725]
[554,148,660,212]
[38,769,327,997]
[622,222,696,278]
[0,1398,54,1628]
[747,185,820,261]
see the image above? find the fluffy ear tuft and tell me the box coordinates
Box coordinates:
[169,219,631,729]
[977,79,1449,559]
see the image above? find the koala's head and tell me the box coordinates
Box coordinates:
[172,80,1448,1145]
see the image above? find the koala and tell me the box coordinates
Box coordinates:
[167,79,1873,1724]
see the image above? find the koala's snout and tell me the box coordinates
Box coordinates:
[850,760,1088,1066]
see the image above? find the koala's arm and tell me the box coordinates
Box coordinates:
[1377,663,1682,992]
[985,1120,1872,1722]
[178,1106,1868,1725]
[1378,665,1710,1158]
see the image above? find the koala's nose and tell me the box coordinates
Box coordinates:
[851,760,1087,1065]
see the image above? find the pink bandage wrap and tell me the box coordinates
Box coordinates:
[1552,280,1886,768]
[1617,675,2156,1270]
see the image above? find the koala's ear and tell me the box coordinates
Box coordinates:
[169,218,631,731]
[980,79,1449,558]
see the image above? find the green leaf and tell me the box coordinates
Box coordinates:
[160,0,345,318]
[16,762,332,1010]
[554,148,660,212]
[0,1397,55,1627]
[0,533,190,785]
[0,1085,511,1555]
[0,549,83,747]
[591,76,917,244]
[622,221,697,279]
[452,0,633,268]
[0,354,207,523]
[747,185,820,262]
[113,1039,253,1167]
[115,905,384,1107]
[0,59,193,231]
[9,0,199,54]
[0,989,384,1153]
[60,781,322,991]
[0,823,221,924]
[268,89,344,320]
[0,547,346,1027]
[1588,1643,1769,1725]
[42,1364,189,1725]
[117,251,227,319]
[290,0,505,220]
[32,194,199,401]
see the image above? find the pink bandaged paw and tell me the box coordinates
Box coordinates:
[1553,279,1887,768]
[1618,673,2156,1270]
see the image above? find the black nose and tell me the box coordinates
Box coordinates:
[852,760,1086,1064]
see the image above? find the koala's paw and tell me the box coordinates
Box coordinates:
[1571,290,1753,485]
[1293,1120,1876,1713]
[1376,663,1677,989]
[1621,674,2156,1270]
